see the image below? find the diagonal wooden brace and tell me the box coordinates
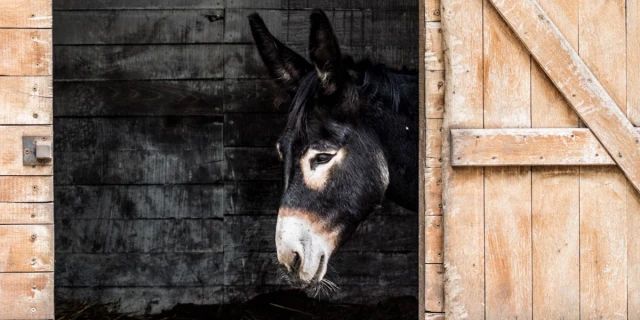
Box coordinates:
[487,0,640,194]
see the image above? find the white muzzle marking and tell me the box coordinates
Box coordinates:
[275,209,339,283]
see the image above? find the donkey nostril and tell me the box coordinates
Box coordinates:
[291,251,301,271]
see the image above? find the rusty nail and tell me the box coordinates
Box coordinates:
[31,234,37,241]
[24,148,30,154]
[33,113,38,119]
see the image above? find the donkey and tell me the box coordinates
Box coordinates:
[249,9,418,293]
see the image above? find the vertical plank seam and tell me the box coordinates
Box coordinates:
[481,1,487,318]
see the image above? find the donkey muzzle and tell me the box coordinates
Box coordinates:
[275,208,339,283]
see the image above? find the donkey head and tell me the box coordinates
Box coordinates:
[249,10,390,291]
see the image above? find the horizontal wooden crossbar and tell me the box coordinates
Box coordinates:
[450,128,640,166]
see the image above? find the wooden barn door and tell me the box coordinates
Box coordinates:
[0,0,54,319]
[436,0,640,318]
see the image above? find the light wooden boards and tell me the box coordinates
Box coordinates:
[441,0,484,318]
[0,30,52,76]
[451,128,615,166]
[0,0,52,28]
[0,273,54,319]
[0,224,53,272]
[0,77,52,125]
[487,0,640,194]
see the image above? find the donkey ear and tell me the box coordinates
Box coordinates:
[249,13,311,88]
[309,9,343,95]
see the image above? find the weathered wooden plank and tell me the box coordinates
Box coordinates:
[223,80,283,113]
[0,272,53,319]
[629,182,640,319]
[425,22,443,71]
[426,313,445,320]
[440,0,485,318]
[0,225,53,272]
[0,30,51,76]
[223,147,281,181]
[531,167,579,318]
[0,125,52,176]
[0,77,52,125]
[529,2,580,318]
[426,70,444,118]
[577,1,629,318]
[0,0,51,28]
[425,263,444,312]
[426,0,441,22]
[0,203,53,224]
[483,2,532,318]
[580,168,628,318]
[488,0,640,194]
[54,10,224,45]
[0,176,52,202]
[56,286,225,315]
[56,185,223,219]
[225,9,287,43]
[55,117,223,185]
[451,128,614,166]
[54,0,224,9]
[54,45,224,80]
[56,219,223,254]
[55,80,223,117]
[425,167,442,216]
[425,216,442,264]
[224,113,285,147]
[56,253,224,286]
[630,0,640,126]
[426,118,442,168]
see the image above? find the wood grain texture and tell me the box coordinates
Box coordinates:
[425,216,442,263]
[629,181,640,319]
[0,30,51,76]
[425,263,444,312]
[0,176,52,202]
[55,45,225,80]
[425,22,443,71]
[483,2,532,319]
[0,272,53,319]
[426,119,442,167]
[451,128,614,166]
[54,10,224,45]
[530,1,580,318]
[54,0,225,9]
[0,77,52,125]
[441,0,485,318]
[425,167,442,216]
[426,70,444,118]
[630,0,640,126]
[0,0,51,28]
[531,167,579,319]
[627,4,640,315]
[0,203,53,224]
[488,0,640,194]
[0,225,53,272]
[580,168,628,318]
[426,0,441,22]
[55,80,223,117]
[0,125,52,175]
[578,1,629,318]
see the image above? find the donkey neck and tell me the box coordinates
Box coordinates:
[361,72,419,211]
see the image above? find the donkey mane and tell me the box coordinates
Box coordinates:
[284,59,417,141]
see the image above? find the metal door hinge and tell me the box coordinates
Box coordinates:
[23,136,52,166]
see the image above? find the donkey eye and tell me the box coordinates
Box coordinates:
[313,153,335,165]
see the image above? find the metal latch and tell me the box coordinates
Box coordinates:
[23,136,52,166]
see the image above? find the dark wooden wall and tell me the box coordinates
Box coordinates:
[53,0,418,314]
